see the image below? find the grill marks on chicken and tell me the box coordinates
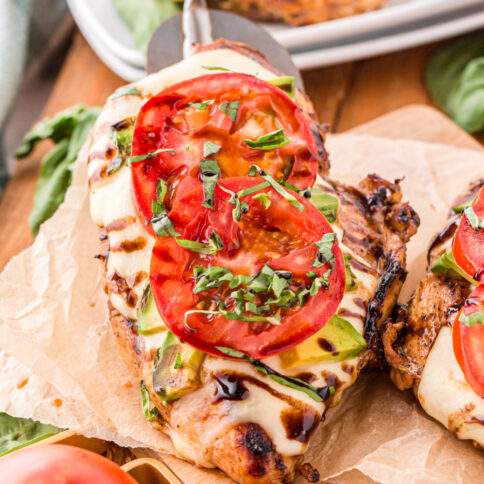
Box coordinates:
[383,274,470,390]
[327,174,419,365]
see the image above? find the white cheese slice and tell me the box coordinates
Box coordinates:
[418,326,484,446]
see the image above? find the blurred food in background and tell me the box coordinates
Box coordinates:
[210,0,386,26]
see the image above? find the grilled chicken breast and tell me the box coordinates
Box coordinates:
[210,0,386,26]
[383,181,484,448]
[88,41,417,482]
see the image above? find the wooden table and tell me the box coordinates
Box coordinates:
[0,31,476,269]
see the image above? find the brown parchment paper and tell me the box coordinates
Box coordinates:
[0,114,483,482]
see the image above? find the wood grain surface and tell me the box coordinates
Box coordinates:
[0,31,480,269]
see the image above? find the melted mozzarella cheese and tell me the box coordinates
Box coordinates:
[89,48,379,461]
[418,327,484,446]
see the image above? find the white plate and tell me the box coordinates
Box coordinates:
[292,7,484,69]
[270,0,484,50]
[67,0,484,80]
[68,0,484,69]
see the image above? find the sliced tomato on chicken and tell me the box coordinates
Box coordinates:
[453,186,484,281]
[150,176,344,358]
[131,73,322,230]
[452,284,484,397]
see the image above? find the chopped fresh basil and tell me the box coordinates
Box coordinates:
[244,129,290,151]
[310,189,339,223]
[193,266,233,293]
[464,206,484,229]
[215,346,329,403]
[431,251,477,284]
[344,255,357,291]
[140,381,159,421]
[109,85,142,101]
[108,118,134,175]
[176,230,224,255]
[128,148,175,164]
[460,311,484,327]
[237,181,270,199]
[313,233,337,269]
[248,166,304,212]
[252,192,271,209]
[268,76,296,97]
[203,141,221,158]
[220,101,240,122]
[189,99,215,111]
[202,65,233,72]
[151,179,179,237]
[200,158,221,209]
[452,200,472,214]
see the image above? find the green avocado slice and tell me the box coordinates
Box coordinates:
[279,315,367,369]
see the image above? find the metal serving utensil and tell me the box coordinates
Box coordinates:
[146,0,303,89]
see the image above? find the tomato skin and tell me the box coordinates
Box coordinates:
[452,285,484,397]
[150,176,345,358]
[453,186,484,281]
[0,444,136,484]
[131,73,322,233]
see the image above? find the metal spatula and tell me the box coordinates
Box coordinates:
[146,0,303,90]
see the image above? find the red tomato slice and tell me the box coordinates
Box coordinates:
[452,284,484,397]
[0,444,136,484]
[131,73,322,231]
[453,186,484,281]
[150,176,345,358]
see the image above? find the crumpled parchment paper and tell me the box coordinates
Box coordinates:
[0,117,483,482]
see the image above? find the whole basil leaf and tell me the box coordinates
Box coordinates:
[112,0,181,52]
[0,413,61,457]
[17,105,100,235]
[426,34,484,133]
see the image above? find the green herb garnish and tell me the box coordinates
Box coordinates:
[151,179,179,237]
[464,206,484,229]
[244,129,290,150]
[140,381,159,421]
[252,192,271,209]
[109,85,142,101]
[460,311,484,327]
[176,230,224,255]
[248,166,304,212]
[128,148,175,164]
[203,141,221,158]
[202,65,233,72]
[189,99,215,111]
[310,189,339,223]
[220,101,240,122]
[314,233,337,269]
[452,200,472,214]
[200,158,221,209]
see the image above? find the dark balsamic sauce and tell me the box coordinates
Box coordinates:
[318,338,336,353]
[214,374,249,402]
[280,408,319,444]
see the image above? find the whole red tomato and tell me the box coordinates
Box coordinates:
[0,444,136,484]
